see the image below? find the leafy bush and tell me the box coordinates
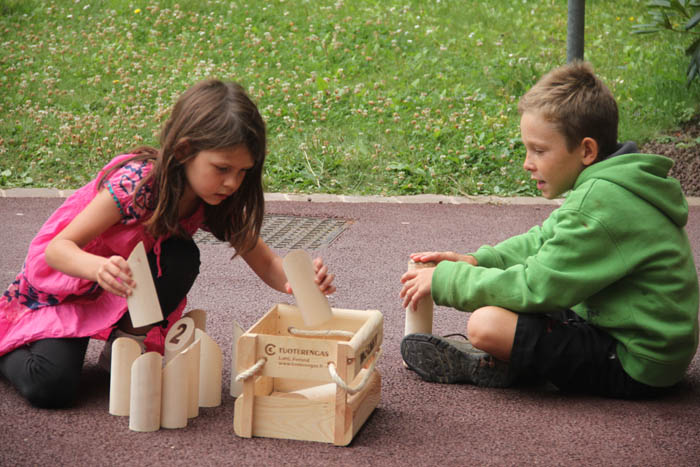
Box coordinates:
[634,0,700,85]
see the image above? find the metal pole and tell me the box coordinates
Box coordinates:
[567,0,585,62]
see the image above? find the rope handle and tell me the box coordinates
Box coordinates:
[328,349,382,394]
[234,357,266,382]
[234,349,382,394]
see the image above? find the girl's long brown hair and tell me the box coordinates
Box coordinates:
[99,80,266,255]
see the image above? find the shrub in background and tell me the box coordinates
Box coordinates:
[634,0,700,86]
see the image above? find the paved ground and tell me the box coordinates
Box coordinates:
[1,192,699,466]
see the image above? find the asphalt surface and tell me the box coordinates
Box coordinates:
[1,194,699,466]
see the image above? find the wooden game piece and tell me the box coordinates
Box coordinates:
[108,337,142,416]
[230,320,245,398]
[301,384,336,400]
[273,383,336,401]
[184,308,207,331]
[160,351,189,429]
[404,259,436,336]
[164,316,195,365]
[195,328,222,407]
[282,250,333,327]
[129,352,162,432]
[182,338,201,418]
[126,241,164,328]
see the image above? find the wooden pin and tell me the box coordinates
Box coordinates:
[404,259,436,336]
[126,242,164,328]
[184,308,207,332]
[164,317,195,365]
[129,352,162,432]
[195,328,222,407]
[282,250,333,327]
[160,352,189,429]
[108,337,142,416]
[182,338,201,419]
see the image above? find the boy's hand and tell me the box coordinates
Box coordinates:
[400,267,435,311]
[285,257,336,295]
[410,251,478,266]
[96,255,135,298]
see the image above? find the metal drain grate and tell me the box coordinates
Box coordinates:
[193,214,351,249]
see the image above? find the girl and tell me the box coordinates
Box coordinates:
[0,79,336,409]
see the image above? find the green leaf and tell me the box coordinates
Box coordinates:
[668,0,690,16]
[684,11,700,30]
[686,60,698,85]
[632,24,662,34]
[647,0,672,8]
[685,36,700,56]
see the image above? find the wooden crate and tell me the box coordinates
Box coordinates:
[233,304,382,446]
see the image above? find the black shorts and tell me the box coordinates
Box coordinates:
[510,310,671,399]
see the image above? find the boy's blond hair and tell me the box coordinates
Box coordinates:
[518,61,619,160]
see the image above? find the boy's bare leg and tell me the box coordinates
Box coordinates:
[466,306,518,362]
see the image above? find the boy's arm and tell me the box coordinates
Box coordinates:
[471,223,547,270]
[432,208,628,313]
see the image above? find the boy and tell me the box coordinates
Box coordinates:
[399,61,699,398]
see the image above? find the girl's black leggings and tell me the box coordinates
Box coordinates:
[0,236,200,408]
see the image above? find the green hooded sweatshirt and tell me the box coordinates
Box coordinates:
[432,150,699,387]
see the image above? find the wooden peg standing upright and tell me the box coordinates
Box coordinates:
[195,328,222,407]
[404,259,436,336]
[230,320,244,398]
[160,352,189,429]
[108,337,142,416]
[164,317,195,365]
[182,338,201,419]
[129,352,162,432]
[283,250,333,327]
[184,308,207,332]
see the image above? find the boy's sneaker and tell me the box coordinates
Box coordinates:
[97,329,146,372]
[400,333,514,387]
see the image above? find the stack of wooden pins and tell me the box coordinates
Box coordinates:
[108,309,223,432]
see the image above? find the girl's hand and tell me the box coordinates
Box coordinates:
[285,257,336,295]
[96,255,135,298]
[400,267,435,311]
[312,257,336,295]
[410,251,478,266]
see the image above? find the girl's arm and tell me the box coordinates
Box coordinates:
[241,237,335,295]
[45,188,136,297]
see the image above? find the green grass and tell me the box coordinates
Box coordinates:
[1,0,699,195]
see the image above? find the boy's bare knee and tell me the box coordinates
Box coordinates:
[467,306,518,361]
[466,306,501,349]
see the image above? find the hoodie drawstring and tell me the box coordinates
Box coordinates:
[153,237,164,278]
